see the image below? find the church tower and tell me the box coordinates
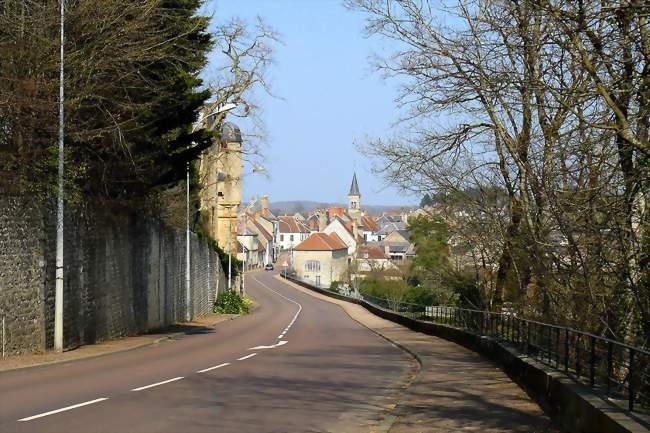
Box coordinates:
[348,173,361,221]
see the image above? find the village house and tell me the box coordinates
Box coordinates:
[278,215,310,250]
[293,232,348,287]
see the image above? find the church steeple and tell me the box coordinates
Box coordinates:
[348,173,361,219]
[349,173,360,196]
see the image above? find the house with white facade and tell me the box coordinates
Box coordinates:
[323,216,359,255]
[278,215,310,250]
[293,232,348,288]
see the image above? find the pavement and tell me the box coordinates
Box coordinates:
[278,275,559,433]
[0,270,415,433]
[0,313,239,373]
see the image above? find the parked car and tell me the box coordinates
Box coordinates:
[264,263,274,271]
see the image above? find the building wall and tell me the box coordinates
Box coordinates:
[323,219,357,255]
[293,249,347,288]
[0,196,226,355]
[278,232,308,251]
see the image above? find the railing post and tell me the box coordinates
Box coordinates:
[564,328,569,371]
[555,328,560,367]
[590,335,596,387]
[526,321,530,355]
[628,349,635,412]
[576,334,581,379]
[607,341,613,394]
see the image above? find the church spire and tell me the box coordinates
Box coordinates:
[349,173,360,197]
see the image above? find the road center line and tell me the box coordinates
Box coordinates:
[131,377,184,392]
[197,362,230,373]
[18,398,109,422]
[252,274,303,336]
[237,353,257,361]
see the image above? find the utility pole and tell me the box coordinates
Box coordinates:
[54,0,65,353]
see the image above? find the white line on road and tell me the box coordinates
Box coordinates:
[131,377,184,391]
[18,398,109,422]
[237,353,257,361]
[197,362,230,373]
[252,275,303,337]
[249,340,288,350]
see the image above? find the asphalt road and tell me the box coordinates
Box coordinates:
[0,270,414,433]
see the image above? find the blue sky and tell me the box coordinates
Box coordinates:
[204,0,415,206]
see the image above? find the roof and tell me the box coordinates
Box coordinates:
[359,215,379,232]
[349,173,360,196]
[220,122,242,144]
[248,218,273,242]
[294,232,348,251]
[378,221,407,235]
[278,216,310,234]
[357,245,387,260]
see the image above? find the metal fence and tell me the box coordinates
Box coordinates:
[357,293,649,414]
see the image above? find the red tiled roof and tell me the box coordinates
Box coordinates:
[294,232,348,251]
[278,216,310,234]
[357,245,386,260]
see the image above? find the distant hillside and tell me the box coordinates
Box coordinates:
[270,201,415,217]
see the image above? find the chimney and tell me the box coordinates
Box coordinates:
[318,210,327,232]
[261,195,269,217]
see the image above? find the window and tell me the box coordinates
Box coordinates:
[290,235,294,242]
[364,252,369,259]
[280,235,284,242]
[364,233,368,241]
[304,260,321,272]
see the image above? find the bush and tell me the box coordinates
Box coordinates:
[214,291,251,314]
[329,281,342,292]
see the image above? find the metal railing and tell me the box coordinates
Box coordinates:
[358,293,649,414]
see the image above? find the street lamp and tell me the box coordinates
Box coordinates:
[186,103,236,321]
[54,0,65,352]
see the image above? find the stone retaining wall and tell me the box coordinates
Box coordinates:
[0,196,227,354]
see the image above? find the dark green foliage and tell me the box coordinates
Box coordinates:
[0,0,214,197]
[213,291,251,314]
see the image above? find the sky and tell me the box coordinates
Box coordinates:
[204,0,416,207]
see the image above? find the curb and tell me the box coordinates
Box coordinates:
[0,314,245,374]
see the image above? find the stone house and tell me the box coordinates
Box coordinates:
[293,232,348,288]
[323,216,359,255]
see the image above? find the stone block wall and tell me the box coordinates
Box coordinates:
[0,196,227,355]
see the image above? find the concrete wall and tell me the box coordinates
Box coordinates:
[0,196,227,355]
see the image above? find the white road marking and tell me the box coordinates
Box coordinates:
[249,340,288,350]
[197,362,230,373]
[131,377,184,392]
[237,353,257,361]
[252,275,303,338]
[18,398,109,422]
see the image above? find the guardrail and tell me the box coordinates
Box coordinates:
[357,293,649,414]
[287,273,649,415]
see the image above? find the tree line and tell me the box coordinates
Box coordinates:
[0,0,277,202]
[349,0,650,347]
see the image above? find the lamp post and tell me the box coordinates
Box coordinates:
[54,0,65,353]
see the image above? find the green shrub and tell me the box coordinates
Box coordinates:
[329,281,342,292]
[214,291,251,314]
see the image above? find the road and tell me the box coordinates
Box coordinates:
[0,270,414,433]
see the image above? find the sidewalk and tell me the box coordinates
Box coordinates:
[0,313,238,373]
[278,275,559,433]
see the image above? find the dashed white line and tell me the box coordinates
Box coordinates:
[197,362,230,373]
[237,353,257,361]
[252,275,303,338]
[131,376,184,392]
[18,398,109,422]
